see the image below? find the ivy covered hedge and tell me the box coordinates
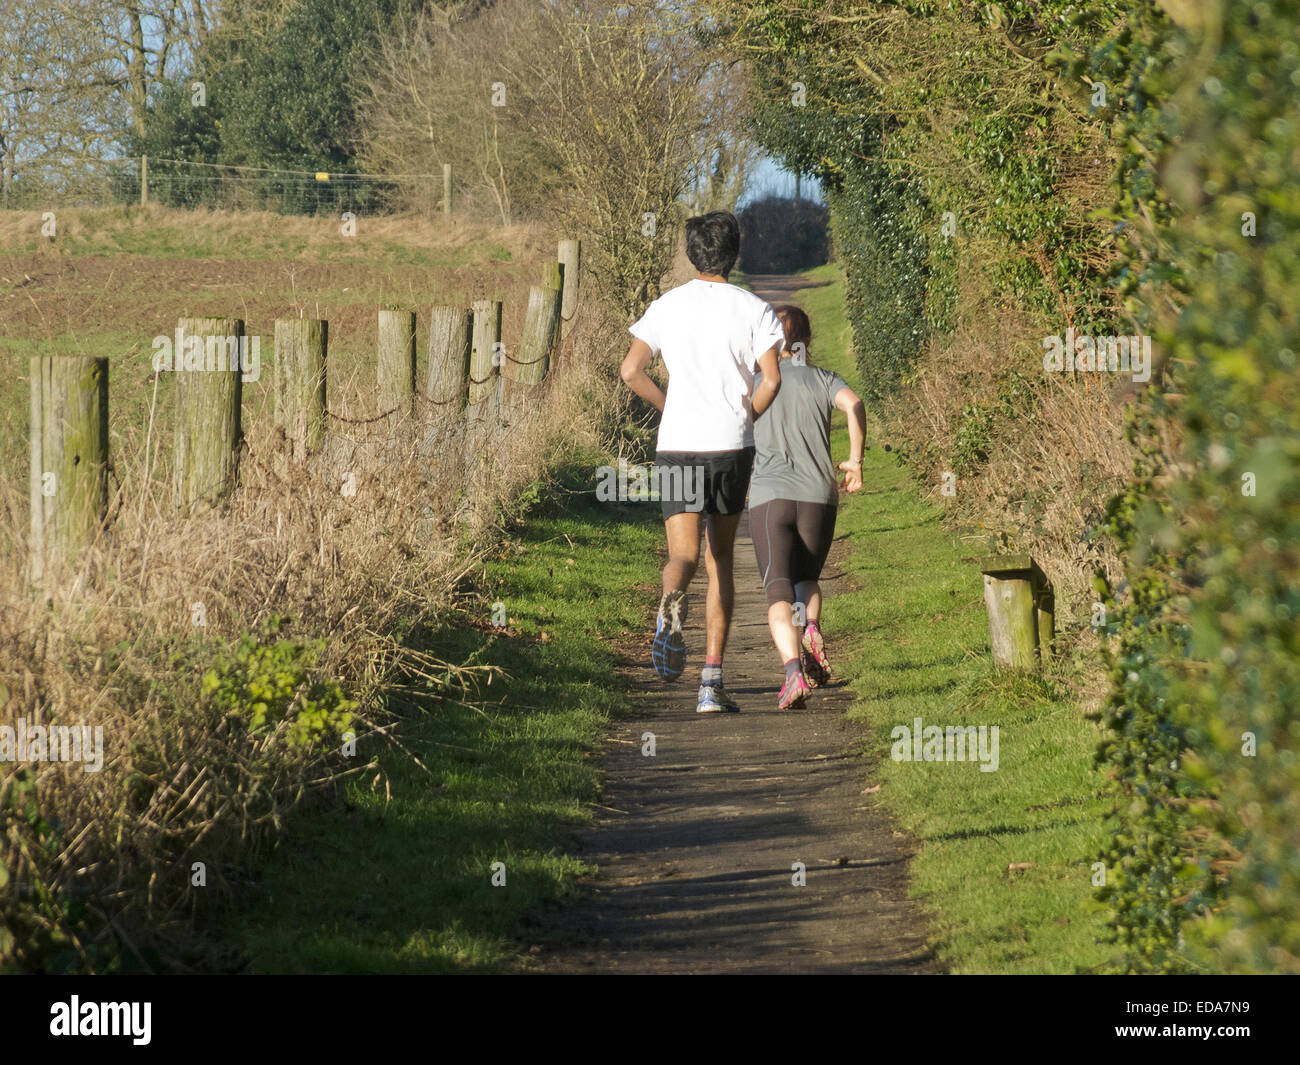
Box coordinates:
[711,0,1299,972]
[1085,0,1300,972]
[715,0,1121,402]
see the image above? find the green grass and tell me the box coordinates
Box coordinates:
[790,263,1117,973]
[226,477,662,972]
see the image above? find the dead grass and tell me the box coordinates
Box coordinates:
[0,203,548,263]
[887,263,1136,702]
[0,212,624,970]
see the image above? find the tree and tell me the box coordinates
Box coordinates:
[362,0,720,314]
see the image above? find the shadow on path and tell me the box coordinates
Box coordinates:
[521,507,941,974]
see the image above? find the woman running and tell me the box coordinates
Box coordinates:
[749,305,867,710]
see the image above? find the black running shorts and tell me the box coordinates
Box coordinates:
[750,499,838,605]
[654,447,755,519]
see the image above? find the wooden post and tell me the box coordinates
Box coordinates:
[442,163,452,222]
[979,554,1039,671]
[140,154,149,206]
[29,355,109,583]
[173,317,243,512]
[426,306,471,411]
[377,309,416,418]
[468,300,502,410]
[557,238,581,337]
[515,270,562,388]
[274,318,327,461]
[1035,581,1055,667]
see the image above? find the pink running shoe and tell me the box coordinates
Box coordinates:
[801,625,832,688]
[778,670,811,710]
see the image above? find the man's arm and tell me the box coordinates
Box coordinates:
[751,344,782,418]
[833,385,867,493]
[619,337,666,411]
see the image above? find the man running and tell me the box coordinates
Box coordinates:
[619,211,785,713]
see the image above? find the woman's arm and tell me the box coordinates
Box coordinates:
[833,385,867,493]
[619,337,666,411]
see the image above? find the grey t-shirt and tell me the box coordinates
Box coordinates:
[749,362,850,508]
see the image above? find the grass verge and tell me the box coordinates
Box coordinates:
[791,263,1117,973]
[226,471,660,972]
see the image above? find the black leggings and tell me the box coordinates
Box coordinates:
[750,500,837,607]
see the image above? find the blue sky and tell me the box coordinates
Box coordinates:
[738,156,825,207]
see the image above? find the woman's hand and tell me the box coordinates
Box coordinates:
[839,459,862,494]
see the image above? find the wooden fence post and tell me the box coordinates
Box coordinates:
[468,300,502,412]
[442,163,453,222]
[377,309,416,418]
[557,238,581,337]
[426,306,471,411]
[979,554,1052,671]
[29,355,109,583]
[173,317,243,512]
[515,268,562,388]
[140,154,149,207]
[274,318,327,462]
[1035,581,1055,667]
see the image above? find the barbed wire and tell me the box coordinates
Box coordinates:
[3,156,443,216]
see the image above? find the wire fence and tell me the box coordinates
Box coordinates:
[1,157,445,217]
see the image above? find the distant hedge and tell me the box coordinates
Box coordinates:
[737,195,830,275]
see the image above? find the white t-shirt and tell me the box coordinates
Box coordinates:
[628,279,787,453]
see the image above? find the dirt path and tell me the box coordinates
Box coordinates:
[525,273,939,972]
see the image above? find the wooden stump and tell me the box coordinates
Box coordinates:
[377,309,416,419]
[557,238,581,338]
[1035,582,1055,667]
[516,270,562,388]
[468,300,502,411]
[173,317,243,513]
[425,306,471,411]
[29,355,109,583]
[274,318,327,462]
[979,553,1051,671]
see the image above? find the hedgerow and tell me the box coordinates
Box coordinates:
[1083,0,1300,972]
[710,0,1299,971]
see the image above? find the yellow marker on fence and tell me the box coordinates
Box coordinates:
[314,172,330,182]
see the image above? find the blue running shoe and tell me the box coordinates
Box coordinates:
[651,589,687,681]
[696,682,740,714]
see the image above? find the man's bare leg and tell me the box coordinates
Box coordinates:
[663,512,701,595]
[702,512,742,662]
[650,512,701,682]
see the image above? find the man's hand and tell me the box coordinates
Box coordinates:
[620,338,666,412]
[839,460,862,494]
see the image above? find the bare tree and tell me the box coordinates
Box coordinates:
[0,0,224,200]
[361,0,717,315]
[0,0,123,200]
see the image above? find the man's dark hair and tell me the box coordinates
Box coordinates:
[774,304,813,362]
[685,211,741,277]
